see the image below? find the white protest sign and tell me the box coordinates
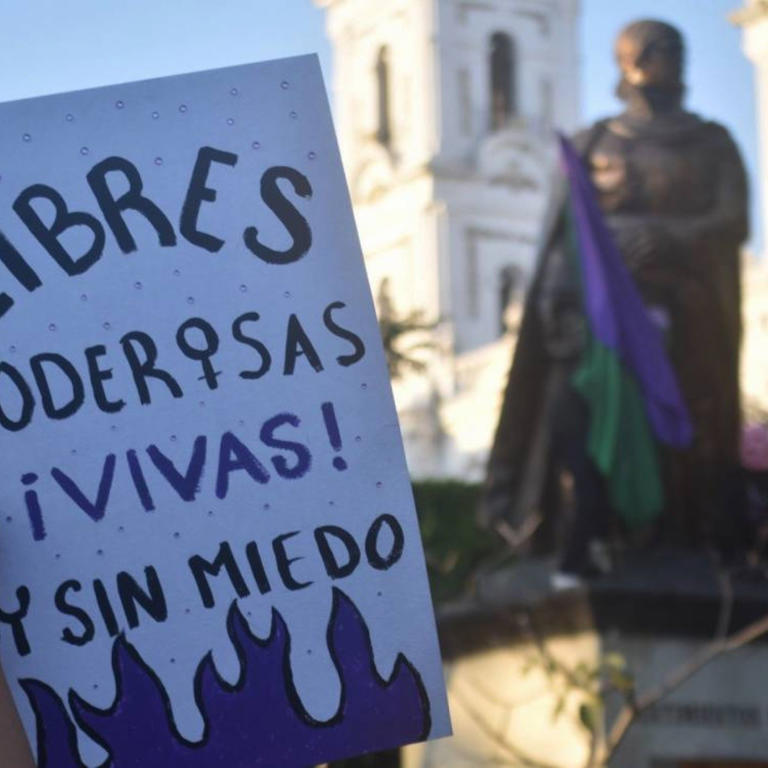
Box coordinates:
[0,56,451,767]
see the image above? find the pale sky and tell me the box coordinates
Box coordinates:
[0,0,761,248]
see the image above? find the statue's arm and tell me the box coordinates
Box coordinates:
[661,125,749,246]
[609,125,749,265]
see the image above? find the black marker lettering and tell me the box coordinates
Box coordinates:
[315,526,361,580]
[243,166,312,264]
[121,331,183,405]
[176,318,221,390]
[232,312,271,380]
[283,314,323,375]
[93,578,120,637]
[365,514,405,571]
[189,542,250,609]
[85,345,125,414]
[0,363,34,432]
[14,184,104,276]
[245,541,272,595]
[0,587,31,656]
[180,147,238,253]
[30,353,85,420]
[87,156,176,254]
[272,531,312,591]
[117,567,168,630]
[323,301,366,366]
[55,581,94,647]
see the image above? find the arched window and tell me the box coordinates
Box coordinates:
[489,32,517,130]
[375,46,392,147]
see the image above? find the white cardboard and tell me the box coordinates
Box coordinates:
[0,56,450,767]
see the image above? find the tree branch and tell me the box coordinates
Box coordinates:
[606,610,768,757]
[521,612,595,695]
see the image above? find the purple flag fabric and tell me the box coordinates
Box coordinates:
[559,134,693,448]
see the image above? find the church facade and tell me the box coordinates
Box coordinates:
[315,0,581,479]
[734,0,768,254]
[735,1,768,417]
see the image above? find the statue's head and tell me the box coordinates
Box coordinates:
[615,20,685,111]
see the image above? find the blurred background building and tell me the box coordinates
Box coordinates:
[314,6,768,765]
[317,0,580,480]
[734,1,767,255]
[317,0,768,483]
[736,1,768,415]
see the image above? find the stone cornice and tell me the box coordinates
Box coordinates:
[731,0,768,26]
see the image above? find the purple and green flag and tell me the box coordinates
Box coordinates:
[558,135,693,525]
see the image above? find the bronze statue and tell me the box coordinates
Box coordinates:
[481,20,749,577]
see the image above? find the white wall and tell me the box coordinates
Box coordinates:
[742,10,768,259]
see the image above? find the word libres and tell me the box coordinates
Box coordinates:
[0,147,313,321]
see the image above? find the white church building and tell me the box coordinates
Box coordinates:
[316,0,580,480]
[735,1,768,416]
[316,0,768,481]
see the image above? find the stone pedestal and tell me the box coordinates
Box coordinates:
[406,553,768,767]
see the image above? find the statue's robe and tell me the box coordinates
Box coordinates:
[481,112,749,550]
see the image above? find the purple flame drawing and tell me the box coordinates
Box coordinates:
[21,589,431,767]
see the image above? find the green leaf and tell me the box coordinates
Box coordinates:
[608,669,635,693]
[578,702,602,734]
[601,653,627,671]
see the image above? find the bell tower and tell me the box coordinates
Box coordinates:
[734,0,768,259]
[316,0,581,476]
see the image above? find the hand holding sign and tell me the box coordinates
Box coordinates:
[0,56,450,767]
